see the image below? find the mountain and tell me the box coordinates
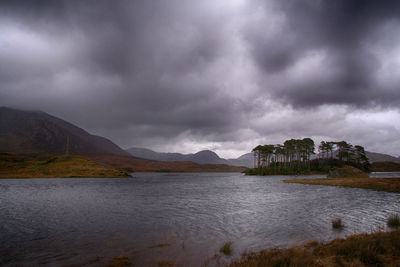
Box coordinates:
[126,147,187,162]
[188,150,228,164]
[227,153,253,167]
[0,107,130,156]
[126,147,229,165]
[314,149,400,164]
[365,151,400,164]
[0,107,245,173]
[127,147,254,167]
[127,147,400,169]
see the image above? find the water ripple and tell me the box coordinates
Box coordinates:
[1,173,399,266]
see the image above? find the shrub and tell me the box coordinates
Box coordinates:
[332,218,344,229]
[387,214,400,228]
[220,241,233,255]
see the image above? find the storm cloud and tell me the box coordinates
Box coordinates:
[0,0,399,157]
[246,0,400,108]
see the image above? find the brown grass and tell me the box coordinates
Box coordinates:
[229,229,400,267]
[332,218,344,230]
[284,177,400,193]
[107,256,132,267]
[371,161,400,172]
[387,214,400,228]
[88,154,246,173]
[220,241,233,255]
[157,260,175,266]
[328,165,369,178]
[0,154,129,178]
[149,243,171,248]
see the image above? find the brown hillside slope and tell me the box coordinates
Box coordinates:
[0,154,129,178]
[0,107,129,156]
[371,161,400,172]
[89,155,246,172]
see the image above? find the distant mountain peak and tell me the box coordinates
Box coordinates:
[193,150,220,158]
[196,150,216,154]
[126,147,229,165]
[126,147,253,166]
[126,148,400,168]
[365,151,400,164]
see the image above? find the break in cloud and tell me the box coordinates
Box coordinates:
[0,0,399,158]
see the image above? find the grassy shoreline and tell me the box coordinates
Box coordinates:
[283,177,400,193]
[0,154,130,178]
[229,229,400,266]
[245,170,326,176]
[91,229,400,266]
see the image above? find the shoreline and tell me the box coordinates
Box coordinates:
[47,229,399,266]
[284,177,400,193]
[229,228,400,266]
[0,154,130,178]
[0,153,245,178]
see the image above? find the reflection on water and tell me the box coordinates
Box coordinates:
[1,173,399,266]
[370,171,400,178]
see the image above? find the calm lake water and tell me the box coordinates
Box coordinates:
[1,172,400,266]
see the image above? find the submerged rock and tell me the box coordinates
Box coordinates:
[328,165,369,178]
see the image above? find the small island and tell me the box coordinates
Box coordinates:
[246,138,370,175]
[245,138,400,193]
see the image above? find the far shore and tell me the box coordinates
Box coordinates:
[284,177,400,193]
[0,153,246,178]
[0,154,130,178]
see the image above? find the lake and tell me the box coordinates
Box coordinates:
[1,172,400,266]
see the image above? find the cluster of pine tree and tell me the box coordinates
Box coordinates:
[247,138,370,175]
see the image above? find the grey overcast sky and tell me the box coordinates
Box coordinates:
[1,0,400,158]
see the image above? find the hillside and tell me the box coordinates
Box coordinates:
[228,152,253,167]
[127,146,400,170]
[0,108,245,174]
[89,155,245,173]
[0,154,129,178]
[0,107,130,156]
[7,107,398,174]
[187,150,228,164]
[313,150,399,163]
[366,151,400,163]
[126,147,187,162]
[371,161,400,172]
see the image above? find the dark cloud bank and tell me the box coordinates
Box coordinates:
[0,0,399,157]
